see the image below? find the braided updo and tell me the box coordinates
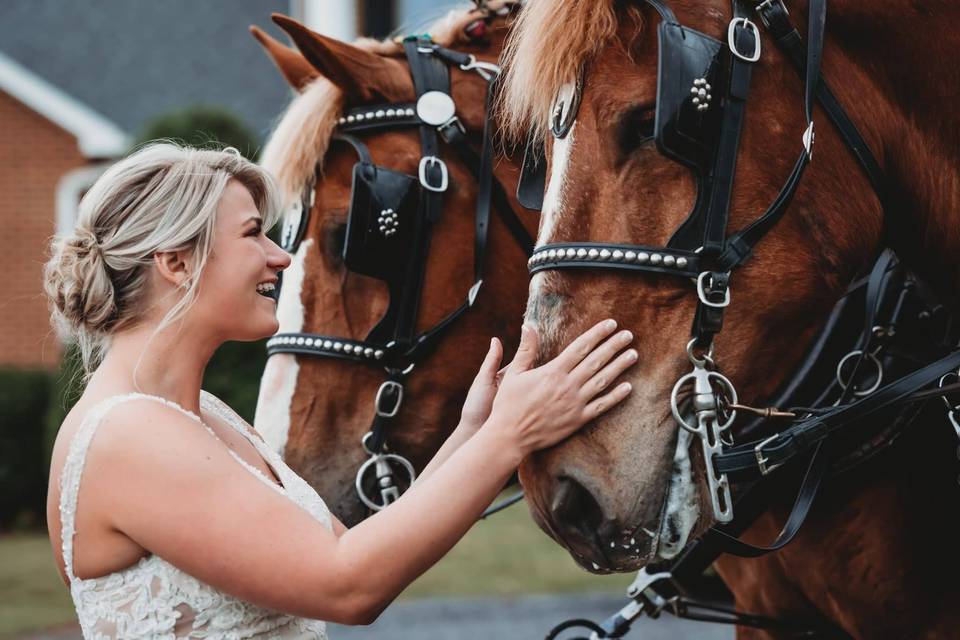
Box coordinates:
[44,142,283,374]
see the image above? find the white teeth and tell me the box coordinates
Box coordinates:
[256,282,276,294]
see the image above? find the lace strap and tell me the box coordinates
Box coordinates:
[200,391,287,494]
[58,392,205,584]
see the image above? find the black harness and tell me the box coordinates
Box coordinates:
[266,38,533,512]
[521,0,960,637]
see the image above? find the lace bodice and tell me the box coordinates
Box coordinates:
[58,390,332,639]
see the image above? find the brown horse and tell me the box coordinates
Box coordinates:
[252,4,537,526]
[498,0,960,637]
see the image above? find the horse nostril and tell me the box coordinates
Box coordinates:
[550,476,605,542]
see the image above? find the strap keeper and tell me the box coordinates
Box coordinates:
[803,121,816,159]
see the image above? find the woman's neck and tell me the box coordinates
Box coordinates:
[91,320,220,415]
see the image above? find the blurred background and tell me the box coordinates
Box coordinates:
[0,2,631,638]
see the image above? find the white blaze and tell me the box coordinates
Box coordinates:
[254,239,313,456]
[527,124,576,339]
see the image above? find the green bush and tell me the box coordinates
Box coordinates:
[0,368,54,530]
[135,105,260,159]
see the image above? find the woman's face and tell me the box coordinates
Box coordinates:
[192,179,291,342]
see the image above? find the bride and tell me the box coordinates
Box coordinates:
[42,143,638,638]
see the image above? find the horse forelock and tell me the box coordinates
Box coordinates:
[259,1,518,215]
[498,0,630,142]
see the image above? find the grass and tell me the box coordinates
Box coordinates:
[0,533,75,638]
[0,502,626,637]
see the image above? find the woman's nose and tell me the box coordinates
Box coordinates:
[268,238,293,270]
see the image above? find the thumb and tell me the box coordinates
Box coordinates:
[478,337,503,381]
[509,324,540,374]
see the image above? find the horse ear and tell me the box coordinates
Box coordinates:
[271,13,410,103]
[249,25,318,91]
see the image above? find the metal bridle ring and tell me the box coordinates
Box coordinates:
[685,338,715,368]
[939,371,960,411]
[355,453,416,511]
[835,350,884,397]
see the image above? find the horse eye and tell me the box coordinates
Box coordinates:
[617,106,656,154]
[327,222,347,261]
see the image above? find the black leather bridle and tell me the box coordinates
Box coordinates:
[265,35,533,512]
[527,0,960,637]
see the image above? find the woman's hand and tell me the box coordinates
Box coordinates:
[485,319,636,456]
[459,338,506,431]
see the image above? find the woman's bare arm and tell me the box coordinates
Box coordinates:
[92,321,633,624]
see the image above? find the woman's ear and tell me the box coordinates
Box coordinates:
[153,249,192,288]
[271,13,413,103]
[249,25,319,92]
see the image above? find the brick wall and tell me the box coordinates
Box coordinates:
[0,90,88,369]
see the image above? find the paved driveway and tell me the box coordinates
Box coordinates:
[21,593,733,639]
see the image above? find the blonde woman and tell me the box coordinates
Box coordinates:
[43,143,638,639]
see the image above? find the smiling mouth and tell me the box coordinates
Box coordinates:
[256,282,277,300]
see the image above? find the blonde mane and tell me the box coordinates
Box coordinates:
[260,3,515,210]
[498,0,627,141]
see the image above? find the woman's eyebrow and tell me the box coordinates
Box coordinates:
[243,215,264,226]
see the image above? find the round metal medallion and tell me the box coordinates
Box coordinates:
[416,91,456,125]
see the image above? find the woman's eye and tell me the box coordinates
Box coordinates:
[247,226,263,237]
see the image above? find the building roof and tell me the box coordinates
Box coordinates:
[0,0,295,146]
[0,51,128,157]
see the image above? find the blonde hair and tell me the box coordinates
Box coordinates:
[44,142,283,375]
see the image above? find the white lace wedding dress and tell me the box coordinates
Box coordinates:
[58,390,332,639]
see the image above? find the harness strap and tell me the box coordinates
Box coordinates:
[757,0,885,201]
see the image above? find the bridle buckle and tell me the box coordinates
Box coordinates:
[418,155,449,192]
[728,17,762,63]
[375,380,404,418]
[754,433,783,475]
[697,271,732,308]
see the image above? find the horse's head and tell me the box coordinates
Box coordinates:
[253,5,533,526]
[499,0,885,570]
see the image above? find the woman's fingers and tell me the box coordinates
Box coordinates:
[570,329,634,384]
[583,382,633,419]
[582,348,638,398]
[552,319,619,372]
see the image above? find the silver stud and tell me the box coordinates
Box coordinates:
[296,337,305,345]
[375,110,385,118]
[650,253,663,265]
[576,248,587,259]
[637,252,650,263]
[337,117,345,125]
[599,249,611,260]
[333,342,343,351]
[698,89,707,98]
[625,251,637,261]
[365,112,375,120]
[566,248,577,258]
[612,250,624,261]
[677,257,688,268]
[690,86,698,94]
[364,348,374,357]
[405,108,415,117]
[305,337,314,346]
[663,255,676,267]
[546,249,556,259]
[355,113,364,121]
[692,97,700,105]
[386,108,396,117]
[588,249,599,259]
[375,350,385,359]
[347,115,356,123]
[705,84,711,91]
